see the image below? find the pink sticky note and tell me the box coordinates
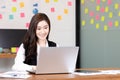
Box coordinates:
[12,0,17,2]
[0,14,2,19]
[96,0,100,5]
[89,11,94,17]
[96,15,100,20]
[68,1,72,6]
[20,13,25,18]
[51,7,55,12]
[100,7,105,13]
[26,23,30,28]
[108,0,112,5]
[108,21,113,27]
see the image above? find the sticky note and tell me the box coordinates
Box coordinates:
[107,0,112,5]
[82,20,86,26]
[12,0,16,2]
[0,14,2,19]
[96,15,100,20]
[100,7,105,13]
[90,18,94,24]
[54,0,58,2]
[11,47,17,53]
[114,3,119,9]
[68,1,72,6]
[105,6,109,12]
[102,0,106,2]
[81,0,84,4]
[96,23,100,29]
[57,15,62,20]
[12,7,17,12]
[89,11,94,17]
[118,11,120,16]
[91,0,94,2]
[104,25,108,31]
[45,0,50,3]
[20,13,25,18]
[9,14,14,20]
[96,0,100,5]
[64,9,68,14]
[101,16,105,21]
[109,12,113,18]
[26,23,30,28]
[114,21,119,27]
[19,2,24,8]
[85,8,88,14]
[108,21,113,27]
[51,7,55,12]
[96,5,100,11]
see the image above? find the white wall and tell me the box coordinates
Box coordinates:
[0,0,76,71]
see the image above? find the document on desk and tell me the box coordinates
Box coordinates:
[73,70,120,76]
[0,71,31,79]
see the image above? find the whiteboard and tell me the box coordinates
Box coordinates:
[0,0,75,46]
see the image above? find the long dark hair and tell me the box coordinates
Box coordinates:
[23,13,51,64]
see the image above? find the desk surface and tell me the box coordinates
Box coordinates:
[1,68,120,80]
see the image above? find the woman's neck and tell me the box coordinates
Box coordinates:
[38,40,47,47]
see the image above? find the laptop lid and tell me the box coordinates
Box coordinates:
[35,47,79,74]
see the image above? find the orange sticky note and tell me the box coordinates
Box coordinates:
[57,15,62,20]
[45,0,50,3]
[19,2,24,8]
[64,9,68,14]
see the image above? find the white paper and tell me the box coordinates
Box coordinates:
[0,71,31,79]
[73,70,120,76]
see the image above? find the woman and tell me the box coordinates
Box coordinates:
[12,13,58,71]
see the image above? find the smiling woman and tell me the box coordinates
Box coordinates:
[12,13,58,72]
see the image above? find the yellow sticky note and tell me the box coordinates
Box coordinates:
[114,3,119,9]
[118,11,120,16]
[90,18,94,24]
[64,9,68,14]
[54,0,58,2]
[96,5,100,11]
[109,12,113,18]
[82,20,86,26]
[81,0,84,4]
[96,23,100,29]
[104,25,108,31]
[91,0,94,2]
[102,0,106,2]
[11,47,17,53]
[115,21,119,27]
[101,16,105,21]
[105,6,109,12]
[19,2,24,8]
[12,7,17,12]
[57,15,62,20]
[84,8,88,14]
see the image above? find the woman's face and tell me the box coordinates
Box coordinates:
[36,20,49,41]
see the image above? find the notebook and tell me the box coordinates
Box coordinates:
[27,47,79,74]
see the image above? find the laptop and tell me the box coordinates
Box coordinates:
[28,47,79,74]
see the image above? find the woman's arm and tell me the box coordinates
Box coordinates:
[12,44,35,71]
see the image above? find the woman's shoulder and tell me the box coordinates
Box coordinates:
[48,40,57,47]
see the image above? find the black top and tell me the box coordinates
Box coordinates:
[24,40,57,65]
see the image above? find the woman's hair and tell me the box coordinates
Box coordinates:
[23,13,51,64]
